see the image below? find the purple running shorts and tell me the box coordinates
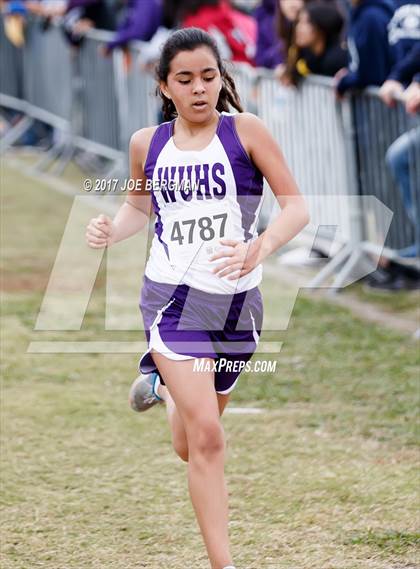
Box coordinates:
[138,275,263,394]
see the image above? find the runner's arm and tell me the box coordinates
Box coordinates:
[86,127,156,249]
[236,113,310,265]
[107,128,156,246]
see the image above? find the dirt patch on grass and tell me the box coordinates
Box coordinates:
[264,263,420,336]
[1,272,50,292]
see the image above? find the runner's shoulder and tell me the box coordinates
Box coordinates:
[233,112,267,157]
[234,112,266,135]
[130,126,159,163]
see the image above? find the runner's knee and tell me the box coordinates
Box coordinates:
[188,419,225,458]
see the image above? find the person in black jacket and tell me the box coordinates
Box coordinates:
[62,0,116,46]
[33,0,117,46]
[293,1,348,80]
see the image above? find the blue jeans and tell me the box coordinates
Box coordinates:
[386,127,420,258]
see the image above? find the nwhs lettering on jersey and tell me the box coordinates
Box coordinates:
[155,162,227,203]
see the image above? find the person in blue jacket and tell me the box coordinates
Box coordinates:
[103,0,163,55]
[380,0,420,103]
[336,0,397,94]
[377,0,420,262]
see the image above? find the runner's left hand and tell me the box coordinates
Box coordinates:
[210,239,259,280]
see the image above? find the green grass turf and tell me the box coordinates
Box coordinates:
[1,162,419,568]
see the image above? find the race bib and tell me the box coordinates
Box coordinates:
[162,204,232,267]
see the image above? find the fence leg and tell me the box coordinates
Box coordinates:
[0,116,35,154]
[329,245,364,294]
[51,142,76,175]
[34,142,66,171]
[307,242,353,289]
[102,158,125,181]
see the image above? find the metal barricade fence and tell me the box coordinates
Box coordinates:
[352,89,419,257]
[256,72,359,256]
[1,17,73,159]
[1,19,418,283]
[77,30,120,152]
[0,21,124,166]
[124,43,160,145]
[0,17,72,135]
[23,20,72,126]
[231,62,259,114]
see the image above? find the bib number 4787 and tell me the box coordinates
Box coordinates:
[170,213,228,245]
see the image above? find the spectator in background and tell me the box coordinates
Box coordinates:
[384,92,419,262]
[364,84,420,289]
[102,0,162,55]
[62,0,116,45]
[231,0,260,13]
[161,0,181,30]
[277,0,306,58]
[379,0,420,104]
[366,33,419,287]
[2,0,27,46]
[286,1,348,83]
[1,0,70,44]
[254,0,284,68]
[178,0,257,64]
[27,0,116,45]
[274,0,318,84]
[403,77,420,114]
[336,0,353,17]
[377,2,420,262]
[336,0,396,95]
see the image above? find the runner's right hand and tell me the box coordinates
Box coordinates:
[86,214,114,249]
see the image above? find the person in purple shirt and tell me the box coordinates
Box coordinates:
[103,0,163,54]
[253,0,285,68]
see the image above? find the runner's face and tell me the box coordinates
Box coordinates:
[161,47,222,122]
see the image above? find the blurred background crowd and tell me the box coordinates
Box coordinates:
[1,0,418,91]
[1,0,419,291]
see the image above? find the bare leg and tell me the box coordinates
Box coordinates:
[152,353,233,569]
[158,379,230,463]
[158,385,189,462]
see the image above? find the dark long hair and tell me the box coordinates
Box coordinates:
[305,2,345,47]
[276,0,341,50]
[276,0,311,50]
[156,27,243,121]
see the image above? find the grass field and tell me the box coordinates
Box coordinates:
[1,160,419,568]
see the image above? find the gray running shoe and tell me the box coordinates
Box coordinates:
[128,372,163,412]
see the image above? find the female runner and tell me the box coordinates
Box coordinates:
[86,27,309,569]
